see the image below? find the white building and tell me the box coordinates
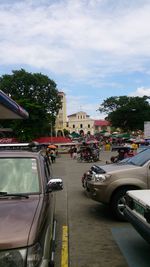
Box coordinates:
[55,91,111,136]
[67,111,94,135]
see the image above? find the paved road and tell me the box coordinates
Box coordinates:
[52,152,149,267]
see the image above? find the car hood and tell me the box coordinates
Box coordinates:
[127,190,150,207]
[0,196,40,250]
[97,163,138,174]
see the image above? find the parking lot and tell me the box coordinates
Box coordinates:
[53,152,150,267]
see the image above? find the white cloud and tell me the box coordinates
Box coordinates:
[130,87,150,97]
[66,94,106,119]
[0,0,150,81]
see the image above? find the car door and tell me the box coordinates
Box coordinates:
[38,155,55,262]
[147,162,150,188]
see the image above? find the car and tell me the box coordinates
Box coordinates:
[0,142,63,267]
[82,147,150,221]
[124,189,150,244]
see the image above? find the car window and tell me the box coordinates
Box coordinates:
[125,148,150,166]
[44,158,52,182]
[0,158,40,193]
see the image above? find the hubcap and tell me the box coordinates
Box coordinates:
[117,196,126,215]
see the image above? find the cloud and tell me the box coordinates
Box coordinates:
[130,87,150,97]
[66,94,106,119]
[0,0,150,82]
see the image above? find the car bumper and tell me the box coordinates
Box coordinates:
[87,182,109,204]
[124,207,150,244]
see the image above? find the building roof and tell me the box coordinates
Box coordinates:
[0,90,29,119]
[58,91,65,96]
[68,111,90,117]
[94,120,110,126]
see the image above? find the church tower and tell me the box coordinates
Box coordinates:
[55,92,67,136]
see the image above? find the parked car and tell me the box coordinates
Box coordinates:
[82,147,150,221]
[124,189,150,244]
[0,142,63,267]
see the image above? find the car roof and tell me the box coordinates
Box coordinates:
[0,142,46,157]
[0,150,40,157]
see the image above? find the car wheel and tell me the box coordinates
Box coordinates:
[110,187,135,221]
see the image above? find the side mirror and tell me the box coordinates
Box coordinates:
[47,178,63,192]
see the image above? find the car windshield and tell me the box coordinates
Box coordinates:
[119,148,150,166]
[0,158,40,194]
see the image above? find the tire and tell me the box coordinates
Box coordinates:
[110,187,135,221]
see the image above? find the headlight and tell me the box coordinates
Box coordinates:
[27,243,42,267]
[0,243,42,267]
[93,174,111,182]
[0,248,26,267]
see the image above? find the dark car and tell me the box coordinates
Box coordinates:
[0,142,63,267]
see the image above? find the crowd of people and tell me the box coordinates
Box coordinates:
[45,134,148,164]
[69,143,100,162]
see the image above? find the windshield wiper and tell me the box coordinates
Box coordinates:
[0,192,29,198]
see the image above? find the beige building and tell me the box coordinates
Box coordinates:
[55,92,67,136]
[67,111,94,135]
[55,91,111,136]
[94,120,111,133]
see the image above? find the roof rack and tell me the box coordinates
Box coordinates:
[0,141,45,152]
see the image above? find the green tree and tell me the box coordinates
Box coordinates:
[0,69,62,141]
[98,96,150,131]
[63,129,70,137]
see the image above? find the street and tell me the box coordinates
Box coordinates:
[53,152,150,267]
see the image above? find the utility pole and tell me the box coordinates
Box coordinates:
[50,122,52,143]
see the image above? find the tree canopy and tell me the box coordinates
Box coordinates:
[0,69,62,141]
[98,96,150,131]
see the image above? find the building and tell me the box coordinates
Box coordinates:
[0,90,29,119]
[55,91,111,136]
[67,111,94,135]
[55,92,67,136]
[0,90,29,143]
[94,120,111,133]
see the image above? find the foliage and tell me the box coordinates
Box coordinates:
[0,69,62,141]
[63,129,70,137]
[98,96,150,131]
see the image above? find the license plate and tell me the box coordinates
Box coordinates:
[133,201,145,216]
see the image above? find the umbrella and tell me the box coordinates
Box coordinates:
[48,144,57,149]
[86,139,99,144]
[70,132,80,138]
[135,139,145,144]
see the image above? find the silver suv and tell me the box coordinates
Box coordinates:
[84,147,150,220]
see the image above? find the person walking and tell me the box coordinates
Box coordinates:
[72,146,77,159]
[50,149,56,163]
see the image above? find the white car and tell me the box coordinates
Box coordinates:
[124,190,150,244]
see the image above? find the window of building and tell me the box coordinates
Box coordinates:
[88,124,90,128]
[73,124,75,128]
[80,124,83,128]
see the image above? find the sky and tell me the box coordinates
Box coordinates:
[1,0,150,119]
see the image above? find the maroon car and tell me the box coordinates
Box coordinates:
[0,143,63,267]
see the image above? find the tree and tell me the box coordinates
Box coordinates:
[63,129,70,137]
[98,96,150,131]
[0,69,62,141]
